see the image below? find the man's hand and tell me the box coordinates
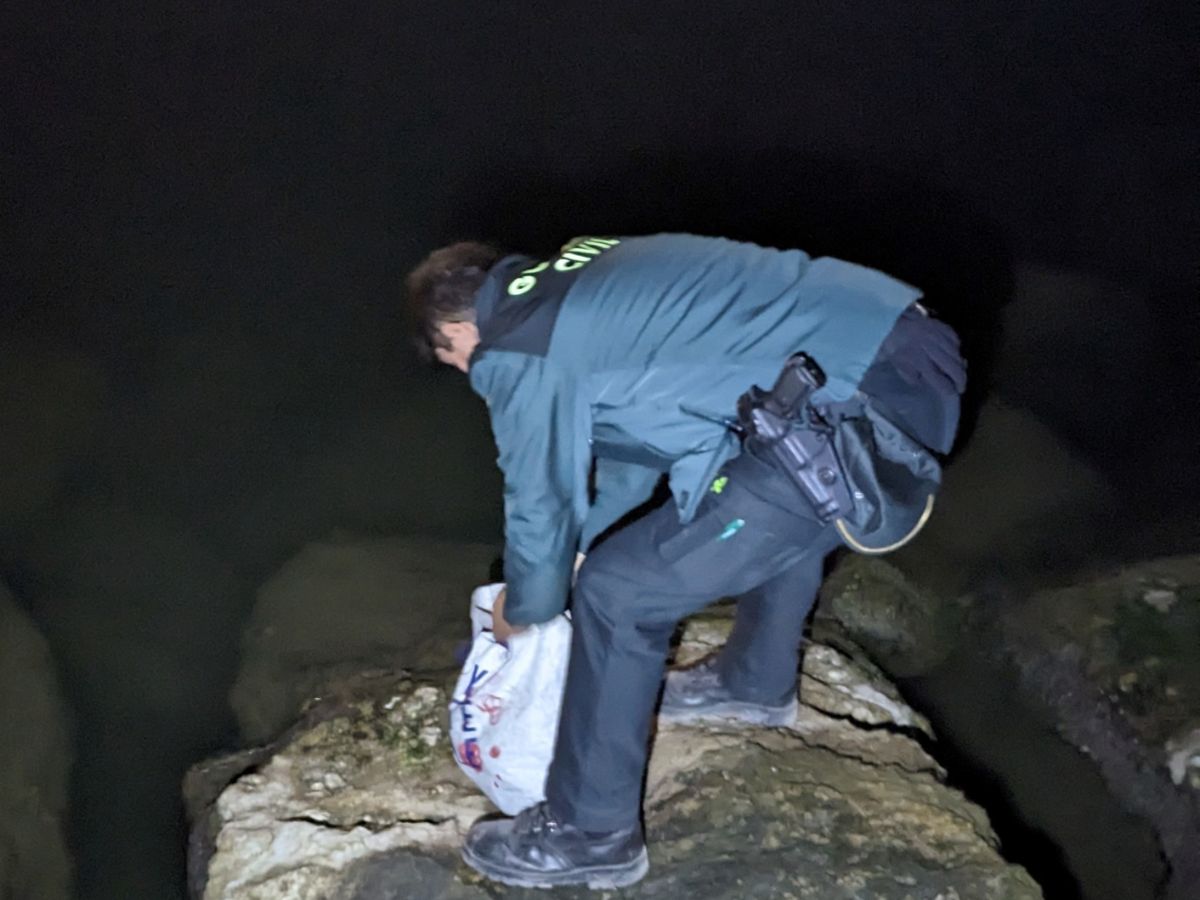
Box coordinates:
[491,588,526,644]
[493,554,585,642]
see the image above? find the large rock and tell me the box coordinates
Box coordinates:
[231,536,499,742]
[992,554,1200,899]
[191,613,1040,899]
[707,403,1114,681]
[817,555,963,677]
[0,581,73,899]
[1008,555,1200,756]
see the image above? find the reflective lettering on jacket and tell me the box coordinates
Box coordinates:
[507,237,620,296]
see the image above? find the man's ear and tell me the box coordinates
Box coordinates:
[441,319,477,343]
[441,320,478,342]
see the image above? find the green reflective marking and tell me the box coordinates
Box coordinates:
[718,518,745,540]
[507,275,536,296]
[710,475,729,494]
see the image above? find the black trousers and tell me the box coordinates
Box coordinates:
[544,309,964,831]
[544,448,841,829]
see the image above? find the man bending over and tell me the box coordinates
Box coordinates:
[406,233,966,889]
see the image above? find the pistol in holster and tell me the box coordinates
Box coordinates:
[736,353,853,524]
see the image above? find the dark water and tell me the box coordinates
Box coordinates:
[903,652,1166,900]
[3,361,510,897]
[1,369,503,898]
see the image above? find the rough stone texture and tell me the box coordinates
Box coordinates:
[1009,556,1200,761]
[192,669,500,900]
[0,581,73,899]
[192,613,1039,900]
[814,537,1200,899]
[991,555,1200,899]
[230,536,499,742]
[676,611,934,742]
[817,555,964,677]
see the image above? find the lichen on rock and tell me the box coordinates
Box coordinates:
[192,600,1040,899]
[987,554,1200,899]
[196,671,491,900]
[1007,555,1200,771]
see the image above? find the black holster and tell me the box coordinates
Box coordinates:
[736,354,853,524]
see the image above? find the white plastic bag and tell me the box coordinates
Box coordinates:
[449,583,572,814]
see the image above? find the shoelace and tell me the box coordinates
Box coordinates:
[517,803,562,835]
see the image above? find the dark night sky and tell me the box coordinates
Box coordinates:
[1,3,1198,898]
[5,3,1197,345]
[5,1,1197,520]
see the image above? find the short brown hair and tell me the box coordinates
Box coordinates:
[405,241,505,359]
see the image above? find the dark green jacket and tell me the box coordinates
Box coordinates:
[468,233,919,624]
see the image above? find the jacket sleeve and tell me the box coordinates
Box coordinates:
[469,352,592,626]
[580,458,661,549]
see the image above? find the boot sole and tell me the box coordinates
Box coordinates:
[461,844,650,890]
[657,696,798,727]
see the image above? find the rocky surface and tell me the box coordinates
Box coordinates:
[993,555,1200,898]
[816,555,964,678]
[1007,555,1200,774]
[809,400,1124,679]
[190,612,1040,899]
[822,549,1200,900]
[0,581,74,899]
[230,536,499,742]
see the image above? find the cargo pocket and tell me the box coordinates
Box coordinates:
[657,473,779,565]
[657,509,727,565]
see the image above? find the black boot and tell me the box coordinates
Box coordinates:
[461,802,649,889]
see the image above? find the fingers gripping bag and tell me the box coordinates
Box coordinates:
[449,583,572,814]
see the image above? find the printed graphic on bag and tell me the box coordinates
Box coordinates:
[451,661,490,771]
[479,695,505,725]
[450,582,573,814]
